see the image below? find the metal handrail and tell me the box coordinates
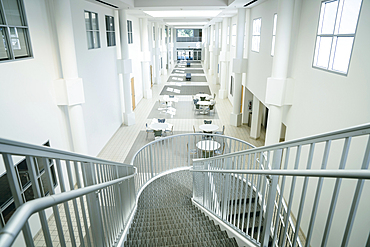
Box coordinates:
[191,169,370,179]
[0,170,136,247]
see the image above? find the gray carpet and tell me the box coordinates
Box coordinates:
[167,75,207,83]
[171,69,204,74]
[147,101,219,120]
[160,85,211,95]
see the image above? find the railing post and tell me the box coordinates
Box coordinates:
[261,149,282,247]
[150,145,154,178]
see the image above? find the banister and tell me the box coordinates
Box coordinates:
[0,168,136,247]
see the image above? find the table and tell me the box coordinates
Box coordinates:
[196,140,221,158]
[195,94,212,101]
[197,101,213,114]
[199,124,219,132]
[149,123,169,131]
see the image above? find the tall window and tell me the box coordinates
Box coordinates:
[0,0,32,61]
[313,0,362,75]
[231,24,236,47]
[85,11,100,49]
[252,18,261,52]
[271,14,277,56]
[127,20,133,44]
[105,15,115,47]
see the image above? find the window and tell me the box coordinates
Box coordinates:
[127,20,133,44]
[176,29,201,42]
[271,14,277,56]
[85,11,100,49]
[0,141,57,227]
[0,0,32,61]
[252,18,261,52]
[313,0,362,75]
[231,24,236,47]
[169,28,171,43]
[177,29,194,37]
[105,15,115,47]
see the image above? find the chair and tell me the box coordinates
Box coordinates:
[169,95,174,98]
[159,100,167,108]
[158,118,165,123]
[200,96,206,101]
[153,130,163,140]
[212,93,216,100]
[214,142,225,155]
[193,125,202,133]
[165,125,174,136]
[215,125,225,135]
[146,123,154,139]
[204,120,212,124]
[194,104,200,114]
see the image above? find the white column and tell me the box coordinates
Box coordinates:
[119,9,135,126]
[140,18,152,99]
[250,95,263,139]
[265,0,294,145]
[209,24,215,75]
[154,22,161,84]
[230,9,247,127]
[219,18,229,99]
[203,27,208,67]
[160,24,167,75]
[53,0,88,154]
[213,22,220,84]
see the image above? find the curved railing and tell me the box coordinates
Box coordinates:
[130,133,256,193]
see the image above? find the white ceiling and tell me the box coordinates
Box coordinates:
[86,0,267,28]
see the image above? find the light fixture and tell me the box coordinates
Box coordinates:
[143,10,222,18]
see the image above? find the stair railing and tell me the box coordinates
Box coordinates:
[192,123,370,247]
[130,133,255,194]
[0,138,136,247]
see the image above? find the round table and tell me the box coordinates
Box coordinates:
[197,101,213,114]
[196,140,221,151]
[199,124,219,132]
[149,123,169,131]
[195,94,212,100]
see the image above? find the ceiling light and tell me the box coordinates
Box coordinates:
[143,10,222,18]
[166,22,208,26]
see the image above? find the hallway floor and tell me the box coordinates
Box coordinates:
[98,61,265,164]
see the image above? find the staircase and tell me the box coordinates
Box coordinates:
[124,170,238,246]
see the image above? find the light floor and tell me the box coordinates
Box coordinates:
[98,61,265,163]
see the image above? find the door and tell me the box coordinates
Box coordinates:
[150,65,153,87]
[131,77,135,110]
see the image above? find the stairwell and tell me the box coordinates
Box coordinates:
[124,170,239,246]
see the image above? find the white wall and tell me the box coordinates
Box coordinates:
[176,42,202,49]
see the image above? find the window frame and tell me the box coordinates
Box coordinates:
[271,13,277,56]
[251,17,262,52]
[0,0,33,62]
[85,10,100,49]
[105,15,115,47]
[127,20,133,44]
[312,0,363,75]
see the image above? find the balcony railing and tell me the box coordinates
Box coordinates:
[192,123,370,247]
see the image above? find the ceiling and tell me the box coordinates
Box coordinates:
[86,0,267,28]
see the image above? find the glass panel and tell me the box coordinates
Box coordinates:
[318,0,338,34]
[271,36,275,56]
[2,0,23,26]
[273,14,277,35]
[24,185,34,202]
[253,18,261,35]
[3,202,15,224]
[252,36,260,52]
[106,16,114,31]
[11,28,30,58]
[331,36,353,73]
[314,36,332,68]
[91,13,98,30]
[0,174,12,208]
[93,31,100,48]
[87,31,93,49]
[0,27,10,60]
[85,11,91,30]
[337,0,362,34]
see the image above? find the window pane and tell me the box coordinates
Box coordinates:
[273,14,277,35]
[318,0,338,34]
[0,27,10,60]
[271,36,275,56]
[106,16,114,31]
[252,36,260,52]
[87,31,93,49]
[331,36,353,73]
[93,31,100,48]
[337,0,362,34]
[11,28,30,58]
[2,0,23,26]
[314,36,332,68]
[91,13,98,30]
[85,12,91,30]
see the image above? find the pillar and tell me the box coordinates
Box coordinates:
[230,8,247,127]
[119,9,135,126]
[161,24,168,75]
[213,22,220,85]
[154,22,161,84]
[265,0,295,145]
[53,0,88,154]
[140,18,152,99]
[219,18,230,99]
[209,24,215,75]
